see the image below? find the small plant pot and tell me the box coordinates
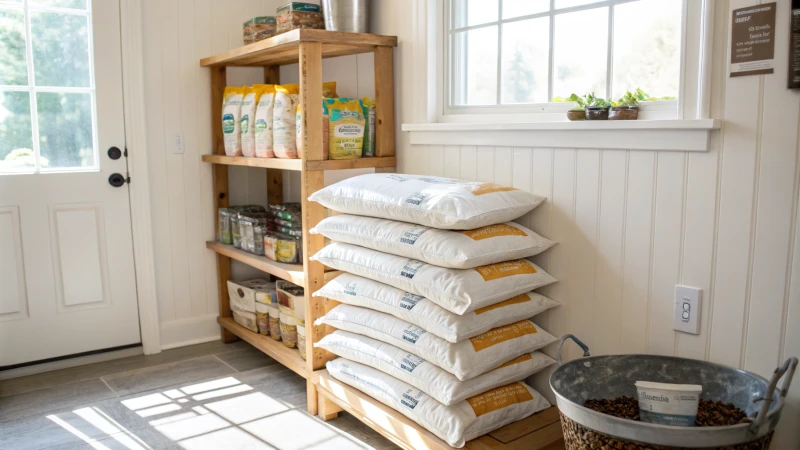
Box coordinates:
[585,106,609,120]
[567,109,585,121]
[609,106,639,120]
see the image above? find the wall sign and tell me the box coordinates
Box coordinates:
[730,2,777,77]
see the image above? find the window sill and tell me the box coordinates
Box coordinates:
[401,119,721,152]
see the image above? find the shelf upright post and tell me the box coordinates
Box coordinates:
[373,46,395,157]
[264,66,284,206]
[210,65,237,343]
[298,41,327,416]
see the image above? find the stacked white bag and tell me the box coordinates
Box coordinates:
[308,173,559,448]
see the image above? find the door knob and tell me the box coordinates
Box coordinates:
[107,146,122,160]
[108,173,128,187]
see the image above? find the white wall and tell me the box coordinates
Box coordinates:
[140,0,799,446]
[391,0,800,447]
[140,0,377,349]
[141,0,279,349]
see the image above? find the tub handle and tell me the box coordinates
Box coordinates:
[749,357,798,434]
[557,334,590,366]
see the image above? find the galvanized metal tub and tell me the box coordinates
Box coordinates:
[550,335,797,449]
[321,0,370,33]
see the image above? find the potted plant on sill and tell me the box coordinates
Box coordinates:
[562,94,587,121]
[584,93,611,120]
[610,89,643,120]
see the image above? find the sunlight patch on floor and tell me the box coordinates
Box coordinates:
[43,375,377,450]
[155,412,230,441]
[192,383,253,401]
[242,409,341,449]
[204,392,289,425]
[47,414,114,450]
[179,427,277,450]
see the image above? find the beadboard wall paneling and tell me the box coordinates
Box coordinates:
[141,0,381,348]
[139,1,800,446]
[142,0,285,348]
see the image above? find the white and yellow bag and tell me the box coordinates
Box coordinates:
[316,304,558,380]
[317,330,556,405]
[308,173,545,230]
[253,84,276,158]
[241,86,266,157]
[314,273,558,343]
[273,84,299,158]
[311,243,557,315]
[326,358,551,448]
[311,215,554,269]
[221,86,245,156]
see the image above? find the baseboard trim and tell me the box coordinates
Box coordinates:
[160,314,220,351]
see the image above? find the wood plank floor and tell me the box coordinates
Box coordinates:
[0,341,397,450]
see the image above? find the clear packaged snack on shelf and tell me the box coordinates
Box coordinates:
[276,2,323,34]
[239,212,270,255]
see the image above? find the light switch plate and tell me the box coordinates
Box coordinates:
[674,285,701,334]
[172,132,184,154]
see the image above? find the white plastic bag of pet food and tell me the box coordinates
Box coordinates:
[316,304,558,380]
[311,243,557,315]
[311,215,555,269]
[254,84,276,158]
[240,86,264,157]
[314,273,559,343]
[308,173,546,230]
[317,330,556,405]
[222,86,245,156]
[273,84,299,158]
[232,310,258,333]
[326,358,551,448]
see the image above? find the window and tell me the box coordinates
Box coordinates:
[447,0,683,112]
[0,0,98,173]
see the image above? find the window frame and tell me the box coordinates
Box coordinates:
[0,0,99,175]
[442,0,689,120]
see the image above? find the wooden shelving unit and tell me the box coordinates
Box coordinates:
[202,29,396,416]
[201,29,562,450]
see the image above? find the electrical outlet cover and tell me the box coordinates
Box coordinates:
[674,285,701,335]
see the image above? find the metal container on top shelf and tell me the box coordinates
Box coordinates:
[321,0,369,33]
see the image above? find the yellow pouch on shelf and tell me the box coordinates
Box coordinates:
[327,98,365,160]
[322,81,338,98]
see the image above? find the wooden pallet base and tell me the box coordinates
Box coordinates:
[314,370,565,450]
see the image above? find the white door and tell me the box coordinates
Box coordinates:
[0,0,140,368]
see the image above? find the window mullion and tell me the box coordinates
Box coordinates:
[22,0,41,174]
[496,0,502,105]
[547,0,555,101]
[606,5,614,99]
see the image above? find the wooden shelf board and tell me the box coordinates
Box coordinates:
[207,241,305,285]
[314,370,565,450]
[306,156,396,171]
[200,29,397,67]
[202,154,396,171]
[202,154,303,170]
[218,317,308,378]
[207,242,341,285]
